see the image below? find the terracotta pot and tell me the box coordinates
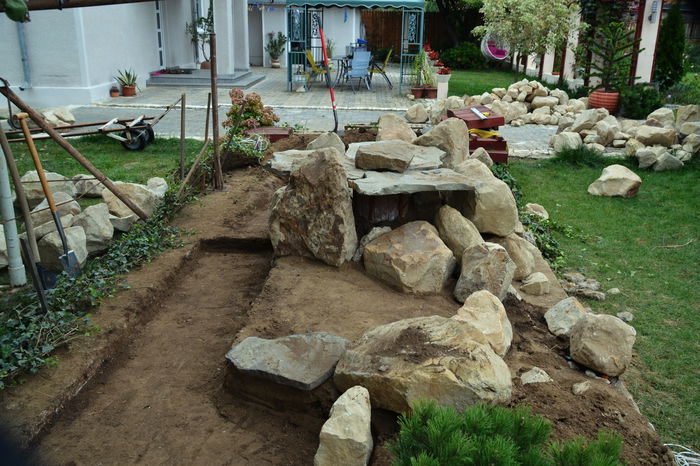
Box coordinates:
[589,89,620,114]
[200,61,211,69]
[110,87,119,97]
[271,59,281,68]
[410,87,424,98]
[121,85,136,97]
[423,87,438,99]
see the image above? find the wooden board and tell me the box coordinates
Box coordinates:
[447,105,505,130]
[245,126,292,143]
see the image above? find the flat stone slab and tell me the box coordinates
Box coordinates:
[356,142,415,172]
[226,332,350,391]
[268,149,315,176]
[354,140,445,172]
[349,168,476,196]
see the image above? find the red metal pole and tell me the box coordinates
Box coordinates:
[319,28,339,133]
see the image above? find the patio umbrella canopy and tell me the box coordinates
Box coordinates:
[286,0,425,92]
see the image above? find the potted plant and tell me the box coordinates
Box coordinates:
[580,21,642,114]
[410,50,426,98]
[421,52,438,99]
[185,2,214,69]
[114,69,138,97]
[436,66,452,84]
[265,31,288,68]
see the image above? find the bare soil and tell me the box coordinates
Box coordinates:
[1,156,673,464]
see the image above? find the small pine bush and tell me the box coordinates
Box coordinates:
[552,145,607,168]
[388,401,624,466]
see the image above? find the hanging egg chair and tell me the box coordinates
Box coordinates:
[481,32,510,61]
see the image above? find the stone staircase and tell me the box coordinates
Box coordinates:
[146,69,265,88]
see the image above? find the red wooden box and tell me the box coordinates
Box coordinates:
[244,126,292,143]
[447,105,505,130]
[470,134,508,164]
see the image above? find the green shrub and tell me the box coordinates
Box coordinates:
[688,44,700,73]
[388,401,624,466]
[664,73,700,105]
[440,42,487,70]
[619,83,663,119]
[654,1,686,90]
[552,145,607,168]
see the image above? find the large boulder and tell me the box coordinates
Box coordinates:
[307,132,346,156]
[434,205,483,263]
[462,177,519,237]
[37,225,88,271]
[72,203,114,254]
[683,133,700,154]
[334,316,512,413]
[314,386,373,466]
[531,96,559,109]
[355,141,415,173]
[270,148,357,267]
[675,104,699,127]
[594,115,621,147]
[21,170,77,208]
[635,125,676,147]
[102,182,158,218]
[31,191,81,226]
[490,234,539,281]
[414,118,469,167]
[363,221,456,294]
[653,152,684,171]
[454,242,516,303]
[452,290,512,356]
[405,104,428,123]
[226,332,350,390]
[569,109,601,133]
[377,114,416,143]
[24,214,75,241]
[635,146,666,169]
[72,174,105,198]
[645,107,675,129]
[551,132,583,152]
[520,272,550,295]
[550,89,569,105]
[679,122,700,137]
[587,165,641,198]
[146,177,168,198]
[470,147,493,167]
[570,314,636,376]
[544,297,588,338]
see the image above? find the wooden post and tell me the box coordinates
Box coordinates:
[0,82,149,220]
[209,33,223,190]
[179,93,186,179]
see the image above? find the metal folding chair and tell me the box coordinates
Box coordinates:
[346,51,372,94]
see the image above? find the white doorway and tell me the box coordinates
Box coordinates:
[249,8,263,66]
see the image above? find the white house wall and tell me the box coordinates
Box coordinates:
[249,8,264,66]
[322,7,361,58]
[636,0,662,83]
[163,0,197,70]
[261,6,287,68]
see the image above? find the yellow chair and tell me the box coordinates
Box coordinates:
[304,50,327,89]
[369,48,393,89]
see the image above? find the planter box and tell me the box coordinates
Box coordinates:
[244,126,292,143]
[436,74,451,84]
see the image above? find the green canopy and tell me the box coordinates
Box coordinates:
[286,0,423,8]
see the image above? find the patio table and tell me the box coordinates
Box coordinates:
[331,56,350,88]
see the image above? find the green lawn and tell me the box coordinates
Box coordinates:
[6,134,204,184]
[447,69,522,97]
[510,158,700,450]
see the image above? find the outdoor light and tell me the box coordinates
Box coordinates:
[648,0,659,23]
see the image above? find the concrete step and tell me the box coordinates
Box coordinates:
[146,69,265,89]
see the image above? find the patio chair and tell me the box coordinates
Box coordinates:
[346,50,372,94]
[304,50,327,89]
[369,48,393,89]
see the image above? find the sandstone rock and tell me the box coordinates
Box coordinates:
[531,96,558,109]
[617,311,634,323]
[645,107,675,128]
[377,114,416,142]
[454,242,516,303]
[455,173,519,237]
[31,192,81,226]
[72,203,114,254]
[102,182,158,218]
[490,234,538,281]
[480,92,494,105]
[109,214,138,232]
[492,88,506,98]
[307,131,346,156]
[683,133,700,154]
[334,316,512,413]
[21,170,76,208]
[583,134,601,144]
[146,177,168,198]
[270,148,357,267]
[532,106,551,116]
[551,132,582,152]
[524,202,549,219]
[452,290,512,356]
[612,139,626,148]
[446,95,465,110]
[572,381,591,395]
[505,102,529,123]
[314,386,373,466]
[226,332,350,390]
[363,221,456,294]
[470,147,493,167]
[24,214,74,241]
[414,118,469,168]
[594,115,621,146]
[587,165,641,198]
[635,125,676,147]
[569,109,600,133]
[550,89,569,105]
[355,141,415,173]
[52,106,76,124]
[653,152,683,171]
[452,158,494,180]
[434,205,483,263]
[520,272,550,295]
[625,138,645,156]
[428,99,446,124]
[676,105,699,127]
[636,145,666,169]
[568,99,586,114]
[37,225,88,271]
[72,174,105,198]
[679,122,700,137]
[521,367,553,384]
[352,226,391,262]
[586,143,605,154]
[544,297,588,338]
[405,104,429,123]
[570,314,636,376]
[675,149,692,162]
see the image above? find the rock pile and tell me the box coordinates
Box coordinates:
[0,172,167,273]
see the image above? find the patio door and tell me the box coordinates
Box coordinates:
[286,7,324,90]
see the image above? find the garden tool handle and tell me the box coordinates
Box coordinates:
[17,113,58,213]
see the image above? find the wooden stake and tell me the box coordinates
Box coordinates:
[209,32,223,190]
[179,93,186,179]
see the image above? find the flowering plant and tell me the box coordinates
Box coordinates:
[436,66,452,75]
[223,88,279,133]
[428,50,439,61]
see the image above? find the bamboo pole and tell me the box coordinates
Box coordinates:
[0,81,149,220]
[179,93,186,179]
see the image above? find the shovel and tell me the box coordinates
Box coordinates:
[17,113,81,278]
